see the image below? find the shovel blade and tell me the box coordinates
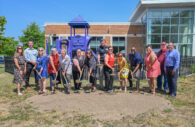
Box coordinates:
[76,80,81,84]
[86,83,92,87]
[52,80,59,84]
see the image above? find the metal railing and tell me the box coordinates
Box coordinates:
[4,56,195,77]
[179,56,195,76]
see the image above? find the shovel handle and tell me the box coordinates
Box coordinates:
[35,69,42,79]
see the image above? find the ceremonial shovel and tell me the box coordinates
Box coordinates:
[75,68,84,84]
[62,72,71,89]
[52,73,59,84]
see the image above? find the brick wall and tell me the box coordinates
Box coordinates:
[45,24,145,55]
[127,37,143,55]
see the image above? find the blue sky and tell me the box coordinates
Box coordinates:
[0,0,139,40]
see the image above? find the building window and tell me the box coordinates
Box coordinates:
[112,37,125,55]
[147,9,194,56]
[89,36,103,54]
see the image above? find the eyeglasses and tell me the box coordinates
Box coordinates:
[87,52,91,54]
[109,49,113,50]
[119,56,122,57]
[39,50,43,52]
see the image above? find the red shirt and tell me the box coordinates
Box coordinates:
[105,53,115,67]
[48,54,59,74]
[157,49,168,70]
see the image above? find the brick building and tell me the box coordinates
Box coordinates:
[44,22,145,56]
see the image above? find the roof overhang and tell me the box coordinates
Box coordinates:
[129,0,195,22]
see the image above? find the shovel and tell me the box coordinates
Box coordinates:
[86,74,92,87]
[75,68,84,84]
[144,71,150,81]
[129,70,137,81]
[34,69,44,79]
[97,62,103,67]
[52,73,59,84]
[62,73,71,91]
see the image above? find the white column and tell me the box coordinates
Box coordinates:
[50,35,53,45]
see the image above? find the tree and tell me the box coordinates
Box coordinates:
[0,16,7,39]
[0,16,18,56]
[19,22,45,49]
[0,37,18,56]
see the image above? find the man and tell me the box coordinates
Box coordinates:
[24,40,38,89]
[164,42,180,97]
[128,47,143,93]
[97,39,108,90]
[157,42,168,92]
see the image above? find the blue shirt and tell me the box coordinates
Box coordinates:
[24,48,38,62]
[164,49,180,72]
[129,52,143,67]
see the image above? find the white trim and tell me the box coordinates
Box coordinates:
[141,0,195,4]
[45,34,144,38]
[44,22,142,26]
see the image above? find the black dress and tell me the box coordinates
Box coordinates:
[84,57,97,87]
[72,56,85,90]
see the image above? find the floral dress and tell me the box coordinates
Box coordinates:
[13,54,26,84]
[117,57,129,79]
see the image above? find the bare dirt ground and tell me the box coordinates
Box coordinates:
[25,91,173,120]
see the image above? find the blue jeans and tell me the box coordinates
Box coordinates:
[166,67,178,96]
[157,70,168,90]
[49,73,56,87]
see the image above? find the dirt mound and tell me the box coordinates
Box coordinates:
[25,92,173,120]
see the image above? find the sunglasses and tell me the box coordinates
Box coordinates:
[39,50,43,51]
[17,48,22,50]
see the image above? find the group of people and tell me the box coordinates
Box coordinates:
[13,39,180,97]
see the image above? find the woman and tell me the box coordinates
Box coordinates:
[72,49,85,93]
[48,48,59,94]
[85,49,97,92]
[144,45,161,95]
[13,46,26,95]
[34,47,48,94]
[104,46,115,92]
[117,52,129,92]
[59,49,72,94]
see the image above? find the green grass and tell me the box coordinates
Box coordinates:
[0,64,4,74]
[0,72,194,127]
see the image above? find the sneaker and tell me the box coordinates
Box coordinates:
[18,93,23,96]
